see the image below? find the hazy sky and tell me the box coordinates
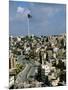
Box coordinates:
[9,1,66,36]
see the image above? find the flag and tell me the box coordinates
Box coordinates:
[27,14,32,18]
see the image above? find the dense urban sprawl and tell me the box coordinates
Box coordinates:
[9,33,66,88]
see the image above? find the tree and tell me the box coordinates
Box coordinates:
[16,63,25,75]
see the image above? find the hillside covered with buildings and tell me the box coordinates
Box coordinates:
[9,33,66,88]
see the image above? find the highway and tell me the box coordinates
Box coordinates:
[15,55,39,85]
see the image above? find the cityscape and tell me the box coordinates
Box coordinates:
[9,1,66,89]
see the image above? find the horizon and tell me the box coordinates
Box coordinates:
[9,32,66,38]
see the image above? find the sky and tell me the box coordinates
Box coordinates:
[9,1,66,36]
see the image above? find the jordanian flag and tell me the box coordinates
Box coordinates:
[28,14,32,18]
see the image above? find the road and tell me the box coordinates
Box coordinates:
[15,55,39,85]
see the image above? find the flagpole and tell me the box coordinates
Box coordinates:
[27,16,30,37]
[27,14,32,37]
